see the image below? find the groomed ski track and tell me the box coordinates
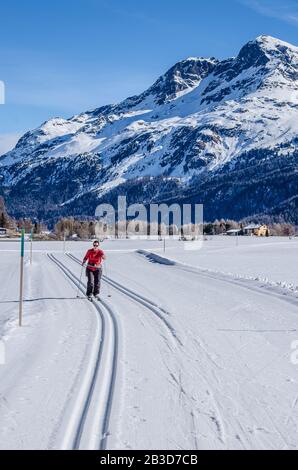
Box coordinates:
[66,252,181,347]
[47,253,119,450]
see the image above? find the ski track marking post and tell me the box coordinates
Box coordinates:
[19,228,25,327]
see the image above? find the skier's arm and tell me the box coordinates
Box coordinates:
[82,251,89,266]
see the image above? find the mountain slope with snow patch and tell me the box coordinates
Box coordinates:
[0,36,297,222]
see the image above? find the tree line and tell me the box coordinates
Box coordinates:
[0,197,296,239]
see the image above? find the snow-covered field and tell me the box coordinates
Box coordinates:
[0,237,297,450]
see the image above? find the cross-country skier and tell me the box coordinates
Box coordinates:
[82,239,105,301]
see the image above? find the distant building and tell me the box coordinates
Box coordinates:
[244,224,269,237]
[226,229,242,236]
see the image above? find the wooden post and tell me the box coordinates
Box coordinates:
[19,228,25,327]
[163,237,166,253]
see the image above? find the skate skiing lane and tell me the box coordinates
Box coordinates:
[66,249,298,450]
[136,250,298,307]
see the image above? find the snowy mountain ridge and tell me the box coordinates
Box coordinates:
[0,35,297,222]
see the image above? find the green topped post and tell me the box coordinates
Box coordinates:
[19,228,25,326]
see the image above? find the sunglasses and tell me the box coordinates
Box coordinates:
[93,243,99,247]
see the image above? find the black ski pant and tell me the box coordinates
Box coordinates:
[86,267,102,296]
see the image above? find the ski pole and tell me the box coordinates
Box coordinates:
[76,263,84,298]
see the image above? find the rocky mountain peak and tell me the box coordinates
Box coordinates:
[149,56,218,104]
[237,35,298,71]
[1,36,297,223]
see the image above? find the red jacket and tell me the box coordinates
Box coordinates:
[83,249,105,271]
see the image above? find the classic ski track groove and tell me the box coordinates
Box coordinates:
[47,253,119,450]
[66,253,182,347]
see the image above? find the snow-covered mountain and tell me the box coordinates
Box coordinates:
[1,35,297,223]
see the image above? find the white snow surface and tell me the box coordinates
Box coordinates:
[0,237,298,450]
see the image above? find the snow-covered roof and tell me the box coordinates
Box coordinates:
[244,224,261,230]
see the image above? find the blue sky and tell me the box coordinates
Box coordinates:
[1,0,298,154]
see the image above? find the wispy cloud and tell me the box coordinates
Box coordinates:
[98,0,161,26]
[239,0,298,24]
